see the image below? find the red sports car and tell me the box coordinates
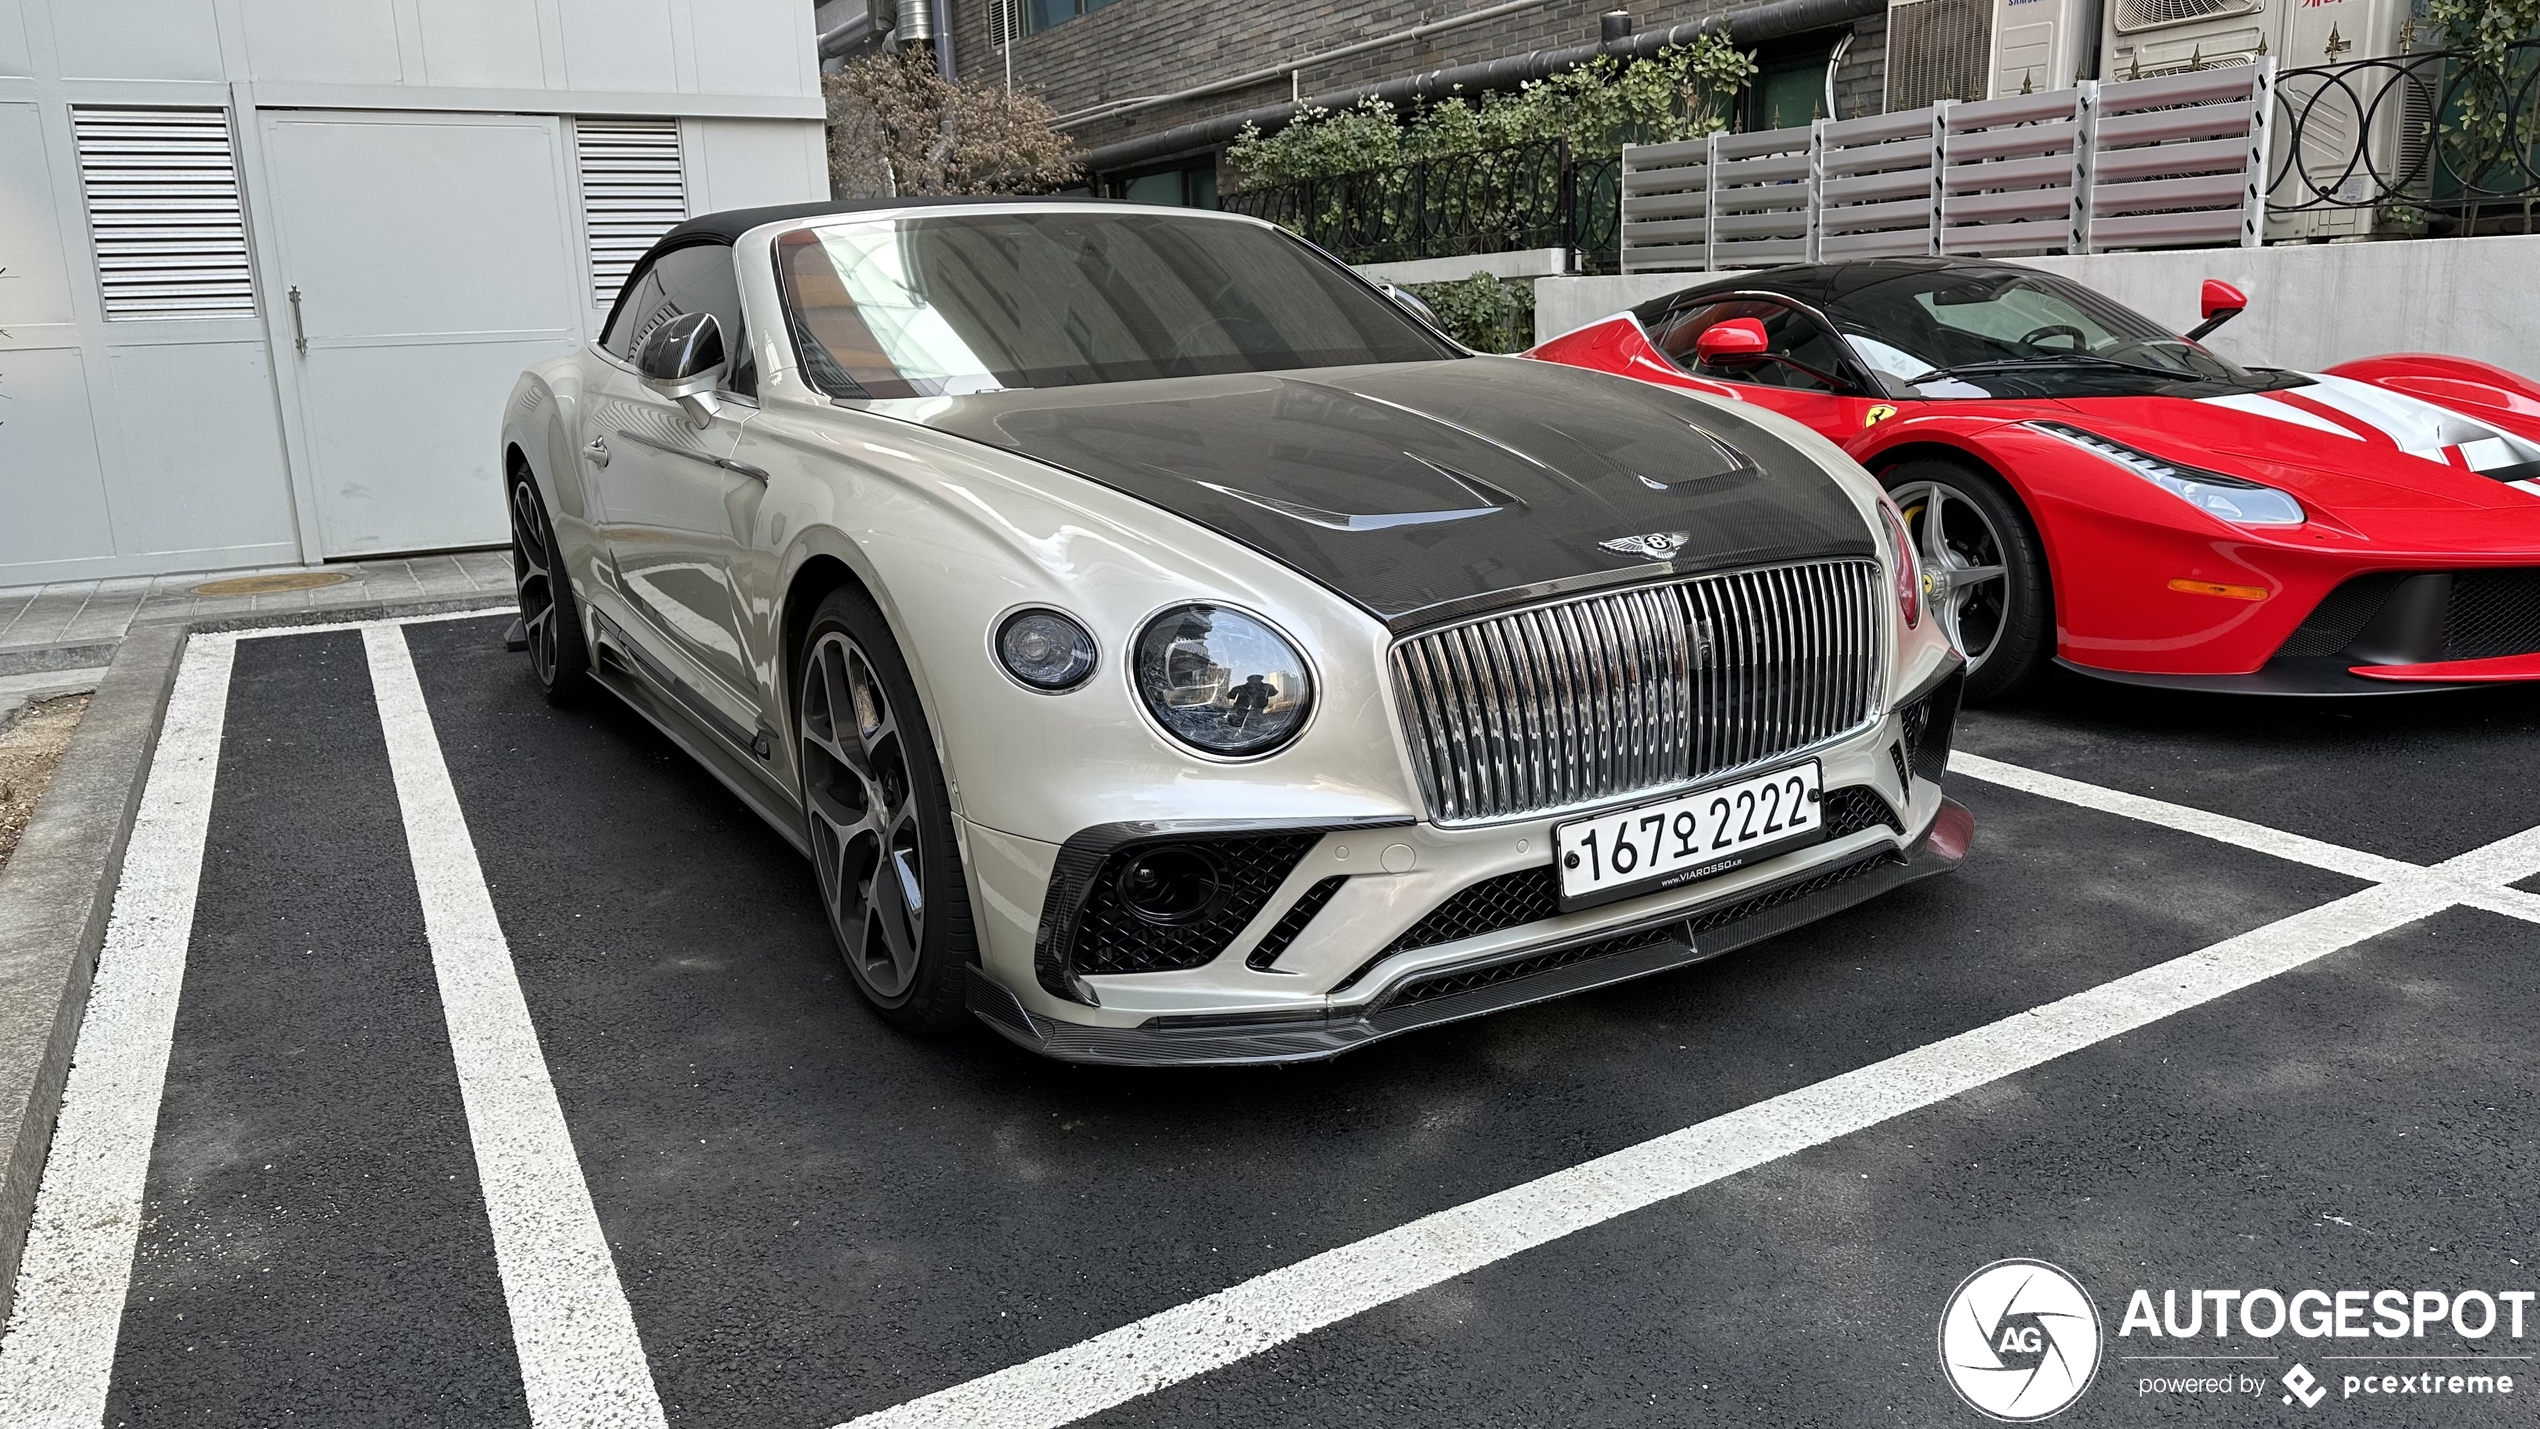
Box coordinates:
[1526,258,2540,700]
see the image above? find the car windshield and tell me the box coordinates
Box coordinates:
[772,209,1459,397]
[1818,268,2305,399]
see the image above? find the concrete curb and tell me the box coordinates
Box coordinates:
[0,595,515,1324]
[0,623,184,1326]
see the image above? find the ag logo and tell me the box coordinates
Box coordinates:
[1939,1259,2103,1421]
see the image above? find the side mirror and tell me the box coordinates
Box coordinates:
[1694,318,1771,367]
[1378,281,1443,332]
[635,311,728,422]
[2186,279,2247,341]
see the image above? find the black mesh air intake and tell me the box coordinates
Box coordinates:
[1051,832,1316,983]
[2446,569,2540,660]
[1898,670,1963,786]
[1354,785,1901,981]
[1375,849,1901,1012]
[2278,573,2404,658]
[1244,876,1348,971]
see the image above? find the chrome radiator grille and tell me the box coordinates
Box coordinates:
[1391,560,1885,825]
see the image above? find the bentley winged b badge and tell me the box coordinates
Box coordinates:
[1597,531,1692,560]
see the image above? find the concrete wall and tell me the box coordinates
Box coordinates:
[0,0,826,586]
[1533,233,2540,378]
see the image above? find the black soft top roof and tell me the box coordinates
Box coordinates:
[649,194,1111,250]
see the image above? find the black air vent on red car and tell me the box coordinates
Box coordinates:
[2277,574,2406,658]
[2445,570,2540,660]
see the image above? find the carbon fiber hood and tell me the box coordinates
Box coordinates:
[888,357,1875,631]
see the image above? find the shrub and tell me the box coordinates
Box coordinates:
[1405,273,1536,353]
[825,49,1081,197]
[1228,36,1757,189]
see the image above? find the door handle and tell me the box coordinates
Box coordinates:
[288,286,306,355]
[584,436,610,467]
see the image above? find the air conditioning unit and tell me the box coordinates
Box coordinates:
[2100,0,2428,239]
[1988,0,2103,98]
[1889,0,1996,111]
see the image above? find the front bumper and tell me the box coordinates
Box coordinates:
[968,798,1971,1065]
[959,672,1970,1066]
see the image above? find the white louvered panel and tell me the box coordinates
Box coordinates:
[71,107,255,320]
[575,117,688,306]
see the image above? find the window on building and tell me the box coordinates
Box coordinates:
[1117,163,1219,209]
[1741,41,1836,132]
[1025,0,1128,34]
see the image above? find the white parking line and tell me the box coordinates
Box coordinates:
[1949,751,2540,924]
[0,638,236,1426]
[837,806,2540,1429]
[363,626,667,1429]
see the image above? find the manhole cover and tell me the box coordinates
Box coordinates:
[192,571,350,597]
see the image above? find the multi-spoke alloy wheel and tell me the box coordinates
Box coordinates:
[800,629,929,1001]
[1881,461,2051,702]
[792,592,975,1029]
[1891,477,2011,670]
[508,469,589,700]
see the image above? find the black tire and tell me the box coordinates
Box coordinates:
[1879,459,2053,703]
[509,466,592,703]
[794,586,977,1032]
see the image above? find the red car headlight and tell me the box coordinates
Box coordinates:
[1878,497,1920,629]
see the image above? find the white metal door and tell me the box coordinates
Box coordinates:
[257,111,584,557]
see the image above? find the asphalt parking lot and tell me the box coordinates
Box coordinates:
[5,608,2539,1428]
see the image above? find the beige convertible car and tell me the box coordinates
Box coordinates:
[498,197,1972,1064]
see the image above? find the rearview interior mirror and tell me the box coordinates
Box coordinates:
[635,311,728,423]
[1694,318,1771,367]
[2186,279,2248,342]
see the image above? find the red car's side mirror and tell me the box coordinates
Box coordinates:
[1694,318,1771,366]
[2188,280,2248,341]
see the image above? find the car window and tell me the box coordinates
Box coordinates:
[771,210,1457,398]
[602,243,744,372]
[1648,297,1851,393]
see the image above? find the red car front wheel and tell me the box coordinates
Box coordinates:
[1882,460,2054,702]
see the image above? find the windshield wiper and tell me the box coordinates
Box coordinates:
[1906,353,2213,383]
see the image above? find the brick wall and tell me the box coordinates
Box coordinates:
[946,0,1886,168]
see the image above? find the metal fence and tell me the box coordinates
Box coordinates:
[2272,40,2540,237]
[1221,138,1627,273]
[1621,64,2278,272]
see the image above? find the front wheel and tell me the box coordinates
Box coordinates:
[1881,460,2053,702]
[794,587,977,1032]
[509,468,591,702]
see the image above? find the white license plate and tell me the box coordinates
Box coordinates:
[1553,761,1824,909]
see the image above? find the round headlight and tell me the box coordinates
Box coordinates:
[1132,604,1314,757]
[995,608,1098,691]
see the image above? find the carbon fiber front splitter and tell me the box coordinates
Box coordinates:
[965,798,1973,1067]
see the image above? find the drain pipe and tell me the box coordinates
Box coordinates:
[1079,0,1886,175]
[1824,28,1853,123]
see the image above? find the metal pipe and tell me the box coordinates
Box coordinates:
[1079,0,1887,174]
[1053,0,1570,129]
[933,0,956,77]
[1824,29,1854,123]
[818,14,877,57]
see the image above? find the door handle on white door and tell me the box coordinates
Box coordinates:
[584,436,610,467]
[288,286,307,354]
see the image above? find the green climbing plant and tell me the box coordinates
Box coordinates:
[2426,0,2540,161]
[1227,36,1757,188]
